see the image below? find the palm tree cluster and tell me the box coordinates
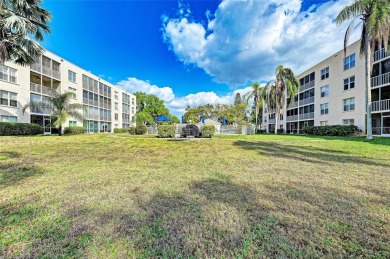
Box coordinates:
[0,0,51,66]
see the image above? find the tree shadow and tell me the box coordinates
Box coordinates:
[233,140,390,167]
[0,151,44,187]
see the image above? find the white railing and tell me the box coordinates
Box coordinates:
[42,66,52,77]
[371,72,390,88]
[373,48,389,62]
[269,118,275,124]
[299,112,314,120]
[300,81,315,92]
[372,99,390,112]
[86,114,99,120]
[287,101,298,109]
[287,115,298,122]
[31,63,41,72]
[30,83,53,96]
[52,70,61,80]
[300,96,314,106]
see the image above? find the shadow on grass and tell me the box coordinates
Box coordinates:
[0,151,43,187]
[2,178,389,257]
[232,140,390,167]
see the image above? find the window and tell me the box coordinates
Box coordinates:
[0,90,17,107]
[320,103,329,115]
[68,70,76,83]
[115,113,118,120]
[69,121,77,127]
[320,121,328,126]
[343,97,355,111]
[280,114,283,120]
[321,85,329,97]
[344,54,355,70]
[321,67,329,80]
[115,102,118,110]
[0,65,17,83]
[344,76,355,90]
[68,87,77,98]
[0,115,17,122]
[343,119,354,125]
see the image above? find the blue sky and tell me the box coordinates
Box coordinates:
[41,0,357,116]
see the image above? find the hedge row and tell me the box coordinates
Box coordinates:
[64,126,85,135]
[114,128,129,133]
[114,125,148,135]
[158,125,174,138]
[0,122,43,136]
[303,125,361,136]
[201,125,215,138]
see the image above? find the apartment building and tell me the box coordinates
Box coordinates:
[0,50,136,133]
[263,40,390,137]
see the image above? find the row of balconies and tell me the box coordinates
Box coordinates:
[84,114,112,121]
[83,84,111,98]
[286,112,314,122]
[372,99,390,112]
[82,98,111,109]
[30,82,56,96]
[299,81,315,92]
[287,96,314,109]
[374,48,389,62]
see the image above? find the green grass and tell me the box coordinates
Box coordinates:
[0,133,389,258]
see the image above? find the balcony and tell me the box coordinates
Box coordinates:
[300,81,315,92]
[30,83,54,96]
[30,63,41,72]
[268,118,275,124]
[372,127,390,135]
[373,48,389,62]
[82,98,99,107]
[300,96,314,106]
[299,112,314,120]
[287,115,298,122]
[287,101,298,109]
[372,99,390,112]
[52,70,61,80]
[85,114,99,120]
[371,72,390,88]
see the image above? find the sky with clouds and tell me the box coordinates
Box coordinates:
[42,0,359,116]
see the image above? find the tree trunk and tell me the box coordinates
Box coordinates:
[255,101,258,131]
[274,102,279,134]
[365,31,373,140]
[58,125,62,136]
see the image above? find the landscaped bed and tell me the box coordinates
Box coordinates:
[1,134,389,257]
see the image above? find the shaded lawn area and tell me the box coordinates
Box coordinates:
[0,134,389,258]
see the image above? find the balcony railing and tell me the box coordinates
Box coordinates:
[30,83,54,96]
[300,81,315,92]
[85,114,99,120]
[300,96,314,106]
[371,72,390,88]
[373,48,389,62]
[299,112,314,120]
[52,70,61,80]
[31,63,41,72]
[268,118,275,124]
[287,101,298,109]
[287,115,298,122]
[372,99,390,112]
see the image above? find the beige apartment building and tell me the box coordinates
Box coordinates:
[263,40,390,137]
[0,49,136,134]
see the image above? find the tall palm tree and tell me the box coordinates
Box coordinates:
[264,65,300,134]
[244,82,263,130]
[23,91,84,135]
[0,0,51,66]
[336,0,390,140]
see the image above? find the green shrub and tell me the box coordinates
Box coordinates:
[202,125,215,138]
[129,126,136,135]
[303,125,361,136]
[158,125,174,138]
[0,122,43,136]
[277,129,284,134]
[135,125,147,135]
[64,126,85,135]
[114,128,129,133]
[256,129,266,134]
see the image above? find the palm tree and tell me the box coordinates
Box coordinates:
[0,0,51,66]
[244,82,263,131]
[264,65,300,134]
[23,91,84,135]
[336,0,390,140]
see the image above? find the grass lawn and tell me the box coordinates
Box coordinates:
[1,133,389,258]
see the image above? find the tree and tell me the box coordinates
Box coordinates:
[135,111,154,126]
[264,65,300,134]
[22,91,84,135]
[234,93,242,106]
[336,0,390,140]
[244,82,263,130]
[0,0,51,66]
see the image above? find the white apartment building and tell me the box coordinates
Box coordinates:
[0,49,136,134]
[263,40,390,137]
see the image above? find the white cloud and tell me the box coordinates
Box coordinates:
[115,78,252,116]
[162,0,360,86]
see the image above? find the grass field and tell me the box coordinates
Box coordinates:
[1,133,389,258]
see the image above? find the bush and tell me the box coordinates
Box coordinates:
[114,128,129,133]
[303,125,361,136]
[0,122,43,136]
[158,125,174,138]
[277,129,284,134]
[128,126,136,135]
[135,125,147,135]
[256,129,266,134]
[202,125,215,138]
[64,126,85,135]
